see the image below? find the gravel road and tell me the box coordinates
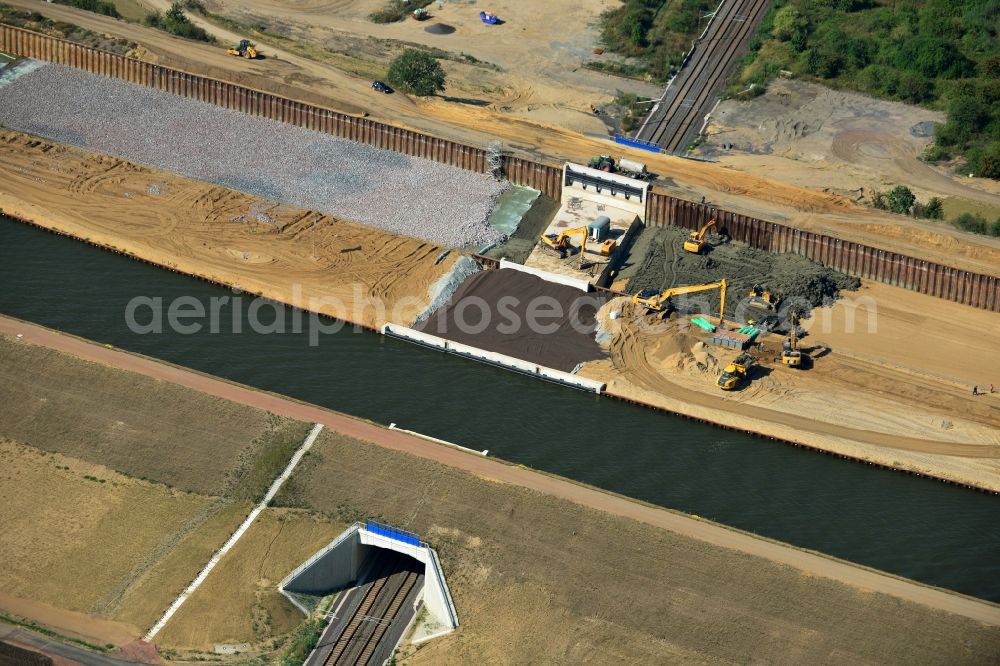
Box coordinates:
[0,62,507,247]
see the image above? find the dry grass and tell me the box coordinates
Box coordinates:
[0,336,308,498]
[0,440,241,628]
[157,508,345,651]
[277,431,1000,665]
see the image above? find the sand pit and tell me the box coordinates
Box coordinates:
[0,61,507,247]
[415,268,607,372]
[0,130,454,329]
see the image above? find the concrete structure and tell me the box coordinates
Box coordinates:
[381,323,606,393]
[279,522,458,637]
[525,163,648,286]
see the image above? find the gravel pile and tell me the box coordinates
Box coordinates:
[0,62,508,247]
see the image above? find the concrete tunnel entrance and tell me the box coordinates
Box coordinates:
[280,521,458,665]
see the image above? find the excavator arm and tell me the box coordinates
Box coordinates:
[633,279,727,326]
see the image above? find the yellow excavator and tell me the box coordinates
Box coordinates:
[632,279,727,324]
[718,353,754,390]
[748,284,781,311]
[781,312,806,367]
[227,39,258,59]
[539,226,616,261]
[683,219,717,254]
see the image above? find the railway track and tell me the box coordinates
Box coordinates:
[321,554,421,666]
[637,0,772,152]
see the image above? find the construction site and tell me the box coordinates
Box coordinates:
[0,2,999,664]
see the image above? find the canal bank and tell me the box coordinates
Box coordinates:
[3,314,999,629]
[1,130,997,492]
[1,218,999,602]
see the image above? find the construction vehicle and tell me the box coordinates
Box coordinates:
[683,219,717,254]
[632,279,727,325]
[781,312,806,367]
[588,155,616,172]
[718,353,754,390]
[748,284,781,311]
[587,155,651,180]
[539,226,615,263]
[227,39,258,59]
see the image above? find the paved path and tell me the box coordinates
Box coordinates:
[2,314,999,627]
[0,624,135,666]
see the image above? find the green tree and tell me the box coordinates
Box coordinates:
[772,6,806,41]
[886,185,916,215]
[386,50,446,96]
[166,1,187,24]
[922,197,944,220]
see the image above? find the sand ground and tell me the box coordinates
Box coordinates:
[4,0,999,277]
[702,78,1000,212]
[279,429,1000,665]
[581,289,1000,491]
[0,129,454,329]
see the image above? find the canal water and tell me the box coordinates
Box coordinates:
[1,217,997,601]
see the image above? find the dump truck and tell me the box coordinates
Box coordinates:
[718,353,754,390]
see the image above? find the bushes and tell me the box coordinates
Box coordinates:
[56,0,120,18]
[598,0,716,81]
[369,0,434,24]
[735,0,1000,178]
[144,2,212,42]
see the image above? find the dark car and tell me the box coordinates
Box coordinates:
[372,80,393,94]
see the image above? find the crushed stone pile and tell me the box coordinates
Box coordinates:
[0,62,507,247]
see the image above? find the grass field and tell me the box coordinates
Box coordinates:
[0,440,245,631]
[0,335,310,498]
[278,431,1000,665]
[157,508,344,652]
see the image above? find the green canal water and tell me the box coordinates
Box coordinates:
[1,217,997,601]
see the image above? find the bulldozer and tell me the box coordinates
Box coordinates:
[632,279,727,325]
[227,39,258,59]
[718,353,754,390]
[683,219,717,254]
[748,284,781,311]
[781,312,806,367]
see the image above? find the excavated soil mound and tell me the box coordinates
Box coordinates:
[415,268,607,372]
[620,226,860,320]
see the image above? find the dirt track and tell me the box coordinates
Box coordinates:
[0,130,451,329]
[4,0,999,276]
[2,315,998,628]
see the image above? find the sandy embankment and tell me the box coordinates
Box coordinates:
[582,296,1000,492]
[0,130,453,330]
